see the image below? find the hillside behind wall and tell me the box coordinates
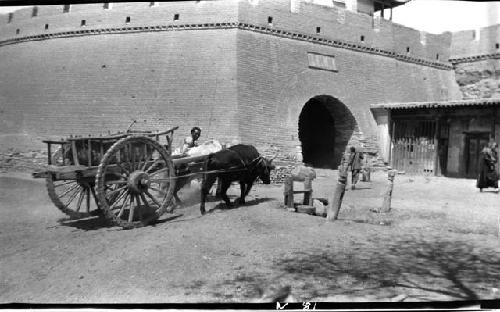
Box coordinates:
[451,25,500,99]
[0,0,460,158]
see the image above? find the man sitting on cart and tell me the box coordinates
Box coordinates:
[181,127,202,154]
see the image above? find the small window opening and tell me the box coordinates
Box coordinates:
[63,4,71,13]
[103,2,111,9]
[16,29,20,34]
[406,46,410,53]
[496,43,499,49]
[268,16,273,25]
[173,13,179,21]
[8,13,13,23]
[436,53,439,60]
[32,6,38,17]
[45,23,49,30]
[150,2,158,7]
[316,27,321,34]
[360,35,365,42]
[81,19,86,27]
[125,16,131,23]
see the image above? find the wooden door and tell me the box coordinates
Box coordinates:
[465,133,490,178]
[391,120,437,175]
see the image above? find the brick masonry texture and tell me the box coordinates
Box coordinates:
[0,0,461,160]
[451,24,500,59]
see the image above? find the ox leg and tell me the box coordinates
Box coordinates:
[237,182,246,205]
[219,180,233,208]
[200,174,217,215]
[244,182,254,197]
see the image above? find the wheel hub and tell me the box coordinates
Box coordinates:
[128,171,150,194]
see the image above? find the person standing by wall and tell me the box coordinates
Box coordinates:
[348,146,364,190]
[476,139,499,192]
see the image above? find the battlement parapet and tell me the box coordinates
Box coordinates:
[0,0,452,69]
[451,24,500,60]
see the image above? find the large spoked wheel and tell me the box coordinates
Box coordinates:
[46,175,101,219]
[95,136,176,229]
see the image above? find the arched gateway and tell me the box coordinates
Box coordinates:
[298,95,357,169]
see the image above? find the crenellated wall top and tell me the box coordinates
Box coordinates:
[450,24,500,63]
[0,0,452,69]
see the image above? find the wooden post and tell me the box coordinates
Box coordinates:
[434,117,440,176]
[87,138,92,167]
[326,163,348,221]
[71,141,79,166]
[283,176,294,208]
[303,176,312,205]
[380,170,396,213]
[363,167,371,182]
[47,143,52,165]
[361,155,371,182]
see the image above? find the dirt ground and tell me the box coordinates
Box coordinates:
[1,167,500,303]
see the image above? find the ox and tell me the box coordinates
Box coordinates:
[200,144,275,215]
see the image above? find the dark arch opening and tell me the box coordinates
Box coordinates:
[298,95,356,169]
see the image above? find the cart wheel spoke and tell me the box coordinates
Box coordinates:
[116,192,129,219]
[63,186,81,207]
[54,180,77,187]
[140,193,151,213]
[109,188,128,209]
[90,186,99,207]
[86,187,91,213]
[148,186,167,196]
[136,195,144,221]
[128,196,135,223]
[144,190,162,208]
[46,176,100,219]
[75,188,85,212]
[105,180,128,185]
[145,160,162,174]
[58,183,80,199]
[96,136,176,228]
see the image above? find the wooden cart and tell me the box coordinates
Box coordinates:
[32,126,209,229]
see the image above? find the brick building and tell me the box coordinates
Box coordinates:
[372,25,500,178]
[0,0,464,170]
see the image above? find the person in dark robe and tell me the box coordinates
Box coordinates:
[347,146,364,190]
[476,140,499,192]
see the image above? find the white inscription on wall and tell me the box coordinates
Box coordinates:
[307,52,338,72]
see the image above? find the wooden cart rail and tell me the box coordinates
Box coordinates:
[31,126,224,229]
[42,126,179,166]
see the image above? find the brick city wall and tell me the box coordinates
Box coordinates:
[0,0,461,158]
[451,24,500,59]
[236,30,459,157]
[0,29,241,147]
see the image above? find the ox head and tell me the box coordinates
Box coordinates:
[256,156,276,184]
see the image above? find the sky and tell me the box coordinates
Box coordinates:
[0,0,498,34]
[389,0,500,34]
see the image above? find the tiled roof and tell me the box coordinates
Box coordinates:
[370,98,500,110]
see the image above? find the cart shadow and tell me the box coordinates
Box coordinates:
[57,213,186,230]
[57,216,115,231]
[207,197,275,213]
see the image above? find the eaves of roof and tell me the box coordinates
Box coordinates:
[370,98,500,110]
